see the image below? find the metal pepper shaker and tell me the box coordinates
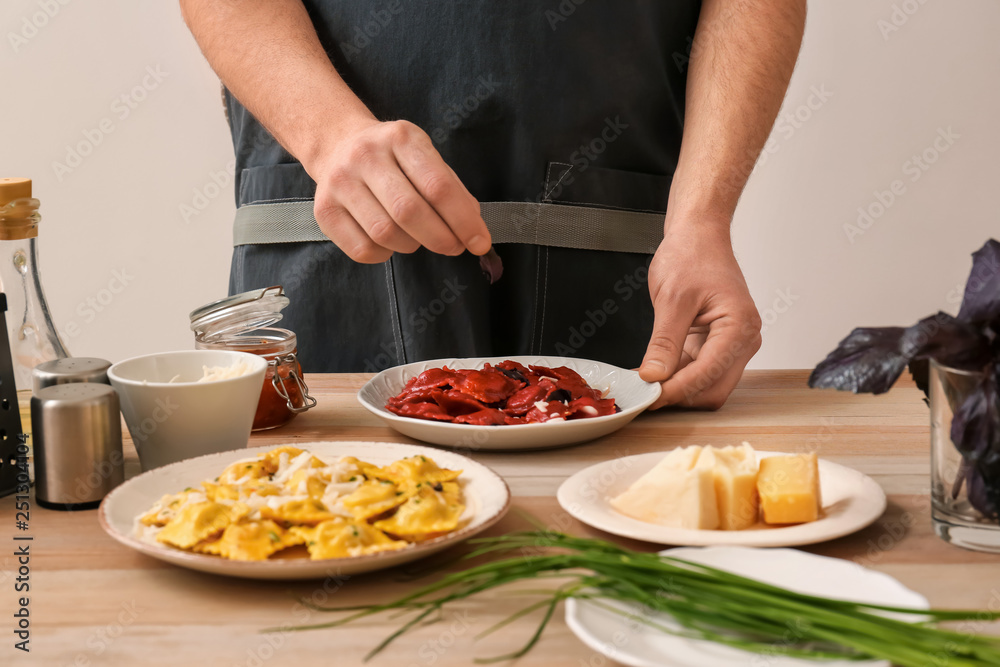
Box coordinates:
[32,357,112,392]
[31,383,123,510]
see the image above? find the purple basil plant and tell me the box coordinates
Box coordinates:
[809,239,1000,518]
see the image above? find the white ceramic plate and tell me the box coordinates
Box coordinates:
[565,546,928,667]
[557,451,886,547]
[357,356,660,450]
[99,441,510,580]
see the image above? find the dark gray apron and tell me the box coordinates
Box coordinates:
[227,0,701,372]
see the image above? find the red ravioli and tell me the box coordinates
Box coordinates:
[402,367,463,392]
[385,400,454,421]
[453,408,507,425]
[386,386,438,407]
[496,360,533,381]
[534,365,598,400]
[431,389,486,416]
[567,396,618,419]
[385,361,618,425]
[524,400,573,424]
[505,382,550,416]
[454,368,523,403]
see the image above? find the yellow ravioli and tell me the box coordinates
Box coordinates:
[405,480,463,503]
[291,519,408,560]
[285,468,328,500]
[374,455,461,485]
[201,481,240,502]
[156,502,249,549]
[219,459,271,484]
[374,486,465,540]
[260,498,339,525]
[340,479,410,520]
[261,445,306,472]
[139,489,199,527]
[339,456,382,480]
[194,520,304,561]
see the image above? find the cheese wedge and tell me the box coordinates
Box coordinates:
[711,442,760,530]
[610,445,719,530]
[757,453,821,524]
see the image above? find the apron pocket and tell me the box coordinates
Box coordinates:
[542,162,671,214]
[239,162,317,206]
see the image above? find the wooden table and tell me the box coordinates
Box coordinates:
[3,370,999,666]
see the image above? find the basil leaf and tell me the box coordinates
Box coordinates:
[808,327,908,394]
[957,239,1000,324]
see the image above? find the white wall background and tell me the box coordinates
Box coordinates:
[0,0,997,369]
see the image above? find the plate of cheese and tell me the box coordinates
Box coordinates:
[556,443,886,547]
[99,441,510,579]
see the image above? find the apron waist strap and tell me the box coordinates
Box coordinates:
[233,201,664,254]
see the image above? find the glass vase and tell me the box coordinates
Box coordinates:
[929,359,1000,552]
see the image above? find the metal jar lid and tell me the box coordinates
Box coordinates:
[189,285,289,342]
[33,357,111,393]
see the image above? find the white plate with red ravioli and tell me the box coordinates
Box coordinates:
[98,441,510,580]
[357,356,661,451]
[557,450,887,547]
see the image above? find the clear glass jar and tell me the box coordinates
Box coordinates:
[929,359,1000,553]
[190,286,315,431]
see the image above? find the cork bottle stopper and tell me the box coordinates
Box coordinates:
[0,178,38,240]
[0,178,32,207]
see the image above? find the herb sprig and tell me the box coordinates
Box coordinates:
[270,531,1000,665]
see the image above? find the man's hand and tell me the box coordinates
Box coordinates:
[309,119,492,264]
[180,0,491,264]
[639,222,761,409]
[636,0,805,409]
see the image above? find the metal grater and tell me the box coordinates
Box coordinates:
[0,294,26,497]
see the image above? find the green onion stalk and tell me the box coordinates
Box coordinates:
[269,531,1000,666]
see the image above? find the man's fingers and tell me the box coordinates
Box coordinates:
[314,201,393,264]
[650,322,759,409]
[363,158,466,256]
[638,299,698,383]
[679,359,746,409]
[341,183,420,255]
[393,134,491,256]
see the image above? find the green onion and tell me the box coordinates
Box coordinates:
[270,531,1000,665]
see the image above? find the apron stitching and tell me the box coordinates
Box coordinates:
[539,247,550,354]
[383,260,406,364]
[542,162,574,201]
[235,247,245,292]
[529,244,542,353]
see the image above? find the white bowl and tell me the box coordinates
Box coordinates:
[108,350,267,471]
[357,355,661,451]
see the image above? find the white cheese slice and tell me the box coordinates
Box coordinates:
[272,451,313,485]
[610,445,719,530]
[710,442,760,530]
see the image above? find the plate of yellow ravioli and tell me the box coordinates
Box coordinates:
[99,441,510,579]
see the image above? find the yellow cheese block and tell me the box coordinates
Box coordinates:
[710,443,760,531]
[757,453,821,524]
